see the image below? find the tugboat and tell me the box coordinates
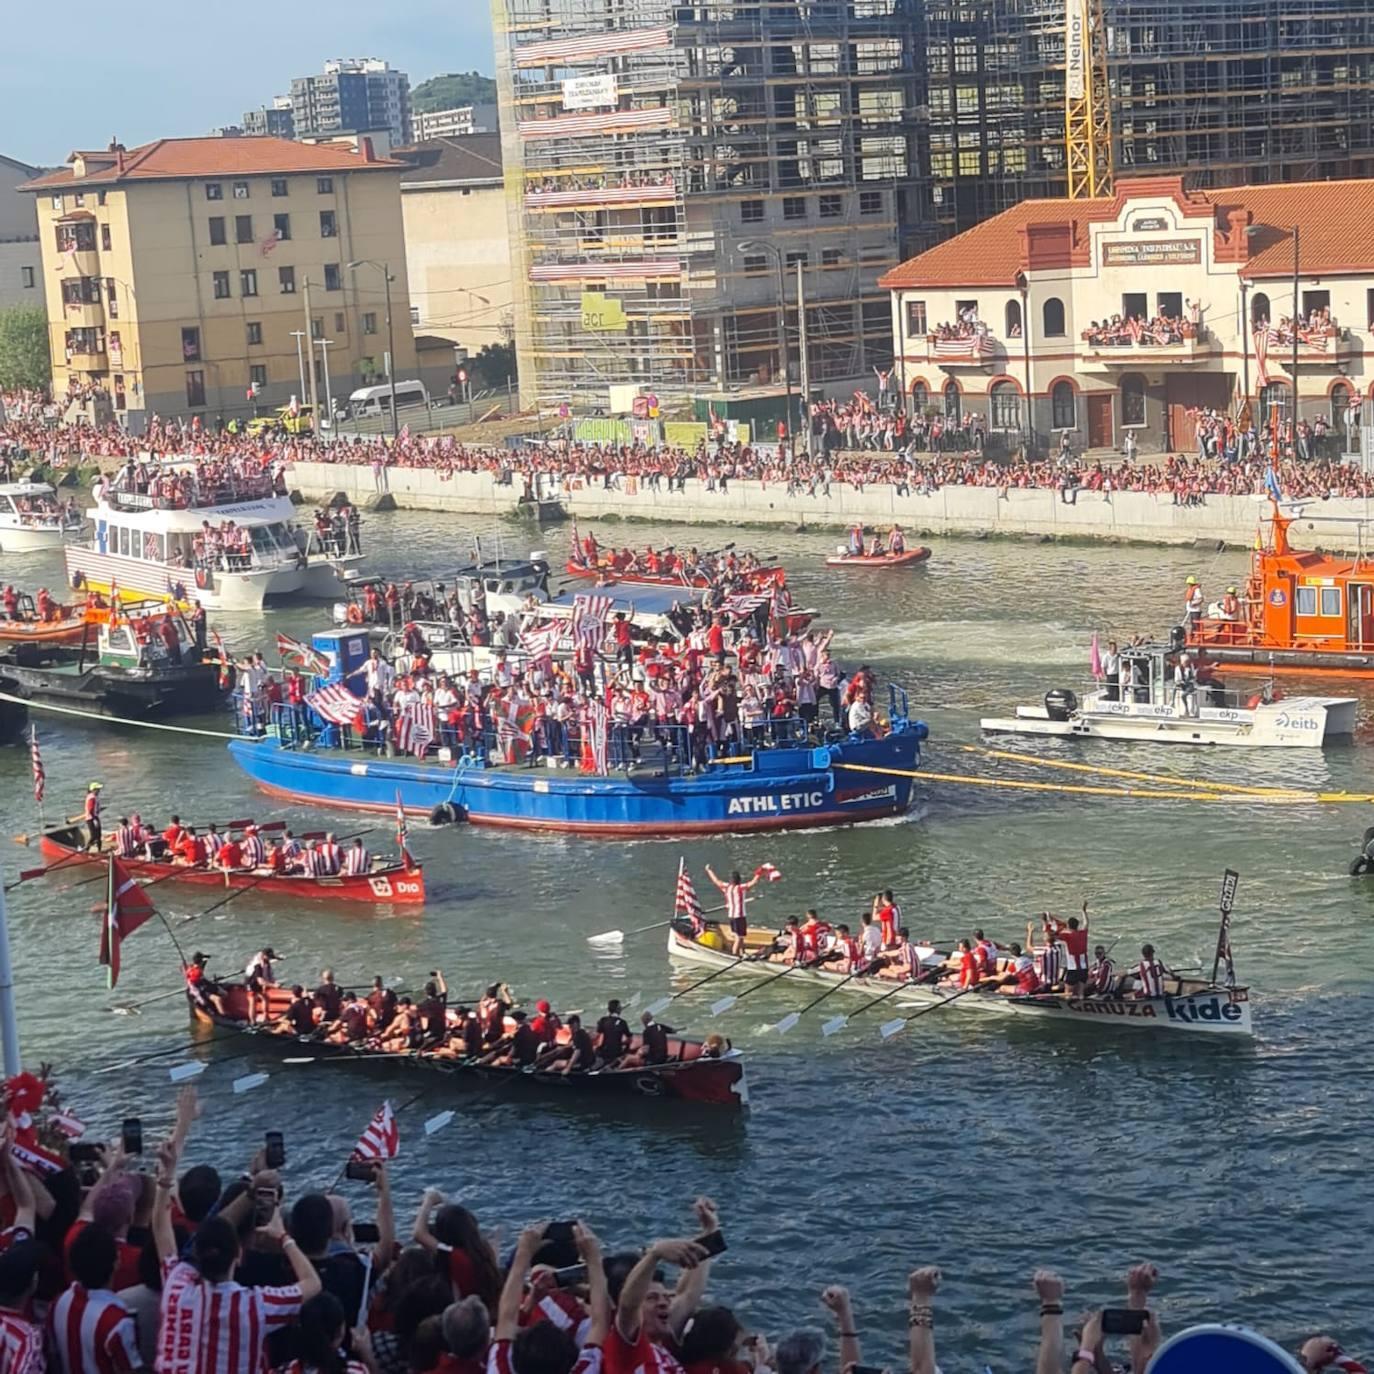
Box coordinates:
[0,599,226,717]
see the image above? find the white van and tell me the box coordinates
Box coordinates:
[348,381,431,418]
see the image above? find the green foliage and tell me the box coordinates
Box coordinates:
[471,341,516,389]
[0,305,51,391]
[412,72,497,115]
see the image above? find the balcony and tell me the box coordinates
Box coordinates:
[1255,322,1354,368]
[61,299,106,330]
[1078,326,1220,369]
[65,347,107,370]
[909,330,1000,368]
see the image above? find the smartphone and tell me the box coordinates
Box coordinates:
[345,1159,379,1183]
[694,1229,727,1257]
[263,1131,286,1169]
[353,1221,381,1244]
[552,1264,588,1289]
[1101,1309,1149,1337]
[121,1117,143,1155]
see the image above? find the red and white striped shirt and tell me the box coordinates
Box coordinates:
[240,835,266,868]
[1136,959,1165,999]
[311,844,341,876]
[47,1284,140,1374]
[156,1259,304,1374]
[0,1309,42,1374]
[342,846,370,876]
[723,884,747,923]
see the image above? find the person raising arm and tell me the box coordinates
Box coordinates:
[1033,1270,1064,1374]
[820,1284,861,1374]
[907,1267,939,1374]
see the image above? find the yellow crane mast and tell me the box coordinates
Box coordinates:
[1065,0,1114,198]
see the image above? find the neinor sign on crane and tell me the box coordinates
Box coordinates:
[1064,0,1114,198]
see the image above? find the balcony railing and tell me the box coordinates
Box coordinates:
[1078,325,1219,366]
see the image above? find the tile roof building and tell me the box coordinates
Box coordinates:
[880,176,1374,456]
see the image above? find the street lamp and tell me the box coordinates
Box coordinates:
[737,239,792,446]
[347,259,398,439]
[1245,223,1300,440]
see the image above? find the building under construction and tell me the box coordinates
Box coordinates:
[491,0,1374,411]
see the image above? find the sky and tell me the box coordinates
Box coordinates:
[1,1,497,167]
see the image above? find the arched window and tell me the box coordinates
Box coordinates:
[1042,297,1066,337]
[1251,291,1271,327]
[1004,299,1023,338]
[910,380,929,413]
[989,380,1022,431]
[1051,379,1076,430]
[943,380,961,422]
[1120,373,1147,428]
[1331,382,1353,427]
[1258,381,1288,429]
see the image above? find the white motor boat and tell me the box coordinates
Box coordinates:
[0,482,83,552]
[981,641,1356,748]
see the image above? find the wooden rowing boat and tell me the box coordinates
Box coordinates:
[40,823,426,906]
[824,548,932,569]
[666,923,1253,1037]
[188,982,748,1108]
[563,560,783,591]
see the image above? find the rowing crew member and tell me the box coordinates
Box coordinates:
[973,929,998,979]
[83,782,103,852]
[1134,943,1175,999]
[418,971,449,1047]
[830,924,865,974]
[185,951,229,1017]
[1001,943,1041,996]
[595,998,632,1063]
[244,946,277,1023]
[1043,904,1090,990]
[174,827,207,867]
[310,833,342,876]
[368,976,397,1027]
[953,939,980,989]
[1087,945,1117,997]
[113,818,138,859]
[872,890,901,948]
[241,824,267,869]
[343,837,372,876]
[704,863,762,957]
[314,968,344,1021]
[277,985,315,1036]
[782,914,819,966]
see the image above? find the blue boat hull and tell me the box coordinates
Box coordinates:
[226,731,921,837]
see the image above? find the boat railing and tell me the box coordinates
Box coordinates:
[101,475,277,513]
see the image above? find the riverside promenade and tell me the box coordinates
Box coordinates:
[287,459,1374,549]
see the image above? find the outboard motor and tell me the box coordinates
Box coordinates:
[1044,688,1079,722]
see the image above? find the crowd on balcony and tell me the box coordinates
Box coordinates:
[1258,306,1338,346]
[527,170,677,195]
[928,306,990,342]
[1083,312,1193,347]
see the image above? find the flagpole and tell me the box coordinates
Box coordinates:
[0,873,23,1076]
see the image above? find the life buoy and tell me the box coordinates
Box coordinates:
[428,802,464,826]
[346,604,364,625]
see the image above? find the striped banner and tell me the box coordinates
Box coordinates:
[514,26,673,66]
[572,594,613,655]
[394,702,436,758]
[517,106,673,140]
[525,184,678,210]
[933,335,995,360]
[306,683,365,729]
[530,259,682,283]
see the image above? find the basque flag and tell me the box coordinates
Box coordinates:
[99,856,156,989]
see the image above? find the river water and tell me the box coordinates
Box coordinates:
[2,515,1372,1364]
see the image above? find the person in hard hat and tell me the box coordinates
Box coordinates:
[1220,585,1241,621]
[83,782,103,851]
[1184,576,1204,627]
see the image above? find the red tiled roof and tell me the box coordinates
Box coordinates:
[19,136,402,191]
[878,176,1374,290]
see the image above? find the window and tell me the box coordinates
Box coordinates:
[1258,382,1289,429]
[235,215,253,244]
[1042,296,1065,337]
[273,213,291,241]
[942,380,961,422]
[905,300,926,336]
[859,190,882,215]
[20,266,34,289]
[1367,288,1374,331]
[246,321,263,346]
[239,269,258,297]
[989,380,1021,431]
[1321,587,1342,617]
[740,200,764,223]
[50,195,62,210]
[105,279,118,317]
[311,316,323,339]
[320,210,337,238]
[181,327,201,362]
[334,311,346,334]
[1005,299,1022,337]
[232,181,250,199]
[783,196,806,220]
[113,375,125,410]
[98,191,107,206]
[185,370,206,407]
[205,182,223,201]
[317,176,334,194]
[271,178,288,197]
[57,222,95,252]
[1296,586,1317,616]
[1051,380,1077,430]
[363,312,377,335]
[278,265,296,294]
[74,193,85,207]
[208,216,226,246]
[743,255,767,277]
[249,364,268,388]
[323,263,341,291]
[911,381,929,412]
[1302,289,1330,317]
[785,251,808,269]
[1121,374,1147,427]
[1121,292,1147,321]
[409,305,420,326]
[1252,291,1271,326]
[821,248,842,267]
[1157,290,1182,319]
[819,194,842,218]
[100,224,111,252]
[212,271,231,299]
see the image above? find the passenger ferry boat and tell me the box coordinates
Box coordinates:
[0,482,83,552]
[1188,499,1374,678]
[982,640,1356,748]
[66,465,364,611]
[332,557,554,633]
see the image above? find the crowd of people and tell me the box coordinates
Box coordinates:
[1082,312,1193,347]
[0,1079,1358,1374]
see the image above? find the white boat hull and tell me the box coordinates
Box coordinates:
[0,521,77,553]
[666,929,1253,1037]
[982,693,1357,748]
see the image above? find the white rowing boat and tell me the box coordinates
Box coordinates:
[666,925,1253,1038]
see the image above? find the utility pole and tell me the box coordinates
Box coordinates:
[301,278,320,433]
[0,877,20,1077]
[315,338,336,443]
[1291,223,1301,437]
[289,330,308,410]
[796,257,811,459]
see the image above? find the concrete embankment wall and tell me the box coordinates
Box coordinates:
[288,459,1373,550]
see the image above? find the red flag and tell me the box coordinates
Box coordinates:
[99,856,156,989]
[351,1101,399,1162]
[753,862,782,883]
[395,790,411,865]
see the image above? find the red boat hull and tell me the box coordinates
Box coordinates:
[824,548,932,568]
[39,832,425,905]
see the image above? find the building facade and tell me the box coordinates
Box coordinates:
[20,137,419,428]
[0,154,43,312]
[398,135,512,357]
[491,0,921,410]
[243,100,297,140]
[413,104,498,140]
[291,60,413,146]
[880,175,1374,455]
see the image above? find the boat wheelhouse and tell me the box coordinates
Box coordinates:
[0,482,83,552]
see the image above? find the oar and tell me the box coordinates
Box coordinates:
[710,958,805,1017]
[878,984,984,1040]
[91,1026,248,1075]
[588,900,737,948]
[768,966,868,1035]
[820,969,936,1038]
[175,869,281,924]
[109,986,191,1016]
[642,941,778,1017]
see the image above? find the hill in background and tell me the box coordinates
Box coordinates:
[412,72,498,113]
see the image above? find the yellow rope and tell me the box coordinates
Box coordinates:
[958,745,1310,797]
[0,692,240,740]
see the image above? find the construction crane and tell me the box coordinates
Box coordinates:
[1065,0,1114,198]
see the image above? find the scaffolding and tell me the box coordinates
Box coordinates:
[491,0,922,409]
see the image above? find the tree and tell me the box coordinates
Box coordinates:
[0,306,50,391]
[471,342,516,391]
[412,72,498,115]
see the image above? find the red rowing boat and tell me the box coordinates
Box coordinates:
[39,822,425,905]
[563,560,783,591]
[824,547,932,569]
